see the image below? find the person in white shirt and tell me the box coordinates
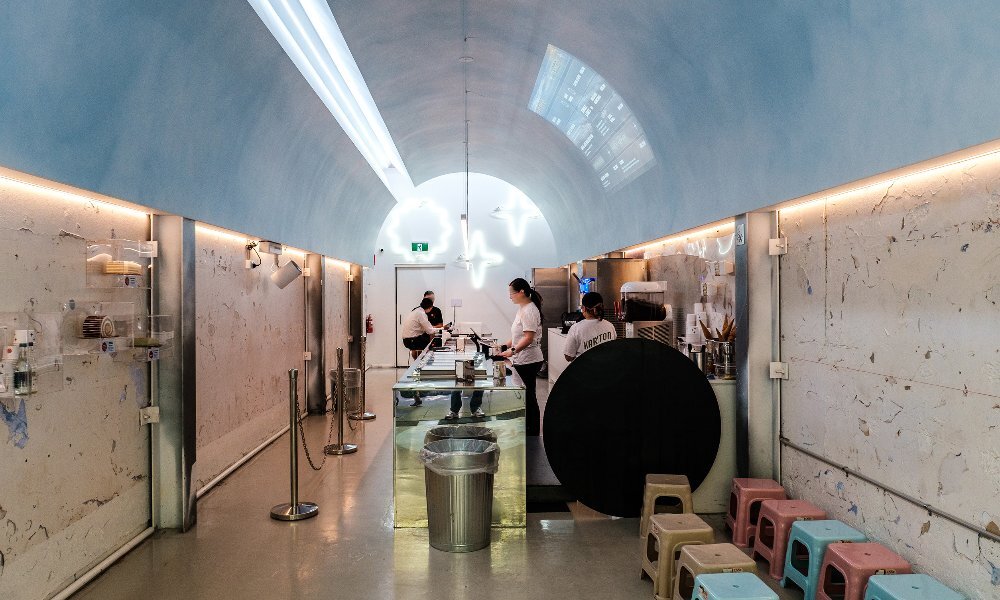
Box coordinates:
[564,292,617,362]
[499,277,544,436]
[401,298,437,360]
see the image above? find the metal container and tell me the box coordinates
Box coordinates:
[422,438,499,552]
[689,345,707,374]
[424,425,497,445]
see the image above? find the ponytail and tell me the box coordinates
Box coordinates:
[509,277,543,311]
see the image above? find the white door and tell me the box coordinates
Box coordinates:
[396,265,446,367]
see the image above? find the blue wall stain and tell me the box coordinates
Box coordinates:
[848,503,859,515]
[989,560,1000,586]
[836,481,845,492]
[807,279,813,295]
[1,399,29,448]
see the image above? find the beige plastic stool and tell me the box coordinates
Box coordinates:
[640,474,693,539]
[641,513,714,600]
[673,543,758,600]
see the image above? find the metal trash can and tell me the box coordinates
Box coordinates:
[424,424,497,445]
[332,368,361,412]
[419,438,500,552]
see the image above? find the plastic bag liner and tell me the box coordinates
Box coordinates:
[419,438,500,476]
[424,424,497,445]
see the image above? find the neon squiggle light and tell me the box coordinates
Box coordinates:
[383,196,452,261]
[455,230,503,289]
[490,189,542,246]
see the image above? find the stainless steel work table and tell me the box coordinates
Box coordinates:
[392,345,526,528]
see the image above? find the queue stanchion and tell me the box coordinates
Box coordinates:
[324,348,358,455]
[270,368,319,521]
[349,336,375,421]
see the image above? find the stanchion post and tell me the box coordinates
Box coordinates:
[349,336,375,421]
[325,348,358,455]
[270,369,319,521]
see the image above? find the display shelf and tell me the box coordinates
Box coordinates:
[63,301,135,356]
[134,314,174,350]
[0,312,64,398]
[86,239,157,289]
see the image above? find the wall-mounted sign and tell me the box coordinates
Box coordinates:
[411,242,430,252]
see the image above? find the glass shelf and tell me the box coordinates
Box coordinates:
[86,239,157,289]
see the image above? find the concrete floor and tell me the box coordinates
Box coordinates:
[75,368,801,600]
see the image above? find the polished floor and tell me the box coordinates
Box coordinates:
[75,369,799,599]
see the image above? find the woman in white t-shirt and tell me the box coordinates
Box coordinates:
[564,292,617,362]
[499,277,544,436]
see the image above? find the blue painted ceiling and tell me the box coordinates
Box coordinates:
[1,1,999,265]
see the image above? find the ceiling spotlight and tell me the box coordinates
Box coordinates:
[458,56,474,63]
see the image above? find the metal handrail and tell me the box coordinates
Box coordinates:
[780,437,1000,544]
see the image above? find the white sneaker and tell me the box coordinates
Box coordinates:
[445,411,458,419]
[472,409,485,418]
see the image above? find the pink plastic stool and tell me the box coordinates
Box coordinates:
[751,499,826,579]
[724,478,786,548]
[817,542,912,600]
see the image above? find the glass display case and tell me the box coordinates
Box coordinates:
[0,312,64,398]
[393,344,526,529]
[86,239,157,289]
[63,300,135,356]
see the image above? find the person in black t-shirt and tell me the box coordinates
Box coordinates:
[422,290,444,328]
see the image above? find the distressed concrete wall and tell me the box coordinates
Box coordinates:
[192,230,307,490]
[0,172,151,599]
[779,153,1000,597]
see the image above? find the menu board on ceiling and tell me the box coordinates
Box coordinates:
[529,44,655,194]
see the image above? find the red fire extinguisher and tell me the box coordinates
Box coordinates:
[365,314,374,334]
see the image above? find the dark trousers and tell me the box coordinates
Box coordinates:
[513,361,543,436]
[450,390,484,413]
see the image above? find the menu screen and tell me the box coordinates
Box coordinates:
[529,45,655,193]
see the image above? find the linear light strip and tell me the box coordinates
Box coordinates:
[248,0,409,192]
[0,173,149,220]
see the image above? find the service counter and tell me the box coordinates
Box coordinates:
[392,344,526,528]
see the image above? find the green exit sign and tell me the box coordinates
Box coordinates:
[411,242,429,252]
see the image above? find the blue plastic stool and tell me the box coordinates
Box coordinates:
[863,574,966,600]
[780,519,866,600]
[693,572,778,599]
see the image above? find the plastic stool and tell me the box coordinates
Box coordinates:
[724,478,786,547]
[640,473,693,539]
[641,513,714,600]
[673,543,758,600]
[864,574,966,600]
[693,572,778,600]
[752,499,826,579]
[781,520,866,600]
[817,542,911,600]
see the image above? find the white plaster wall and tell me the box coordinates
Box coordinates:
[778,153,1000,597]
[366,173,558,367]
[192,230,307,490]
[0,172,151,599]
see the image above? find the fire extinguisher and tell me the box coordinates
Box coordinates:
[365,314,374,334]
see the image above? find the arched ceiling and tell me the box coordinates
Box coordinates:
[1,2,999,266]
[331,0,1000,264]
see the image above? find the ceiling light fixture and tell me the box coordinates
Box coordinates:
[248,0,411,196]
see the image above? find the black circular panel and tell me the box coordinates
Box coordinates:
[543,338,721,517]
